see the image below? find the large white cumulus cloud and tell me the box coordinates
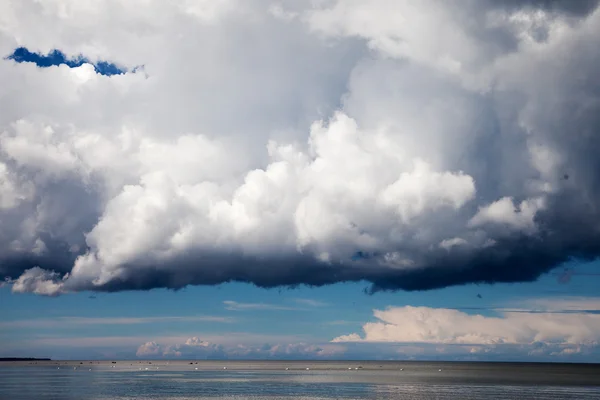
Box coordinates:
[332,298,600,360]
[333,304,600,346]
[1,0,600,294]
[332,298,600,359]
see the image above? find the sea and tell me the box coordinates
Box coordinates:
[1,360,599,399]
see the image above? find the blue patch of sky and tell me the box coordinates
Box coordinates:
[6,47,128,76]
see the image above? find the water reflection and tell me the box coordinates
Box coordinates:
[1,363,599,400]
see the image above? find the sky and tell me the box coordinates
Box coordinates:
[1,0,600,362]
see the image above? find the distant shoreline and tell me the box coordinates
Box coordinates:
[0,358,51,362]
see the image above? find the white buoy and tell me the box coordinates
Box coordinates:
[306,367,310,370]
[438,369,442,372]
[195,367,198,370]
[223,367,227,370]
[57,367,60,369]
[285,368,289,370]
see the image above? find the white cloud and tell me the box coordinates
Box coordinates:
[292,298,328,307]
[1,120,80,178]
[439,237,467,250]
[0,161,33,209]
[1,0,600,294]
[138,336,346,359]
[16,332,312,349]
[379,160,475,223]
[332,303,600,348]
[517,297,600,312]
[223,300,299,311]
[0,315,234,329]
[468,196,544,232]
[11,267,66,296]
[136,341,161,357]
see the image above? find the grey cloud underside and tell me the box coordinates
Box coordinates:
[2,0,600,294]
[10,225,599,294]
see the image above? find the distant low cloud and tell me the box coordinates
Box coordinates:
[0,315,234,329]
[136,341,162,357]
[136,336,346,360]
[292,298,329,307]
[516,297,600,313]
[223,300,299,311]
[332,299,600,358]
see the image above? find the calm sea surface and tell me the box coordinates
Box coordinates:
[1,361,599,399]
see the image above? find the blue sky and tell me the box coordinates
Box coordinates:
[2,1,600,363]
[3,259,600,361]
[6,47,128,76]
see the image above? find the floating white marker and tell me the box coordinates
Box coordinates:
[223,367,227,370]
[57,367,60,369]
[195,367,198,370]
[306,368,310,370]
[285,368,289,370]
[354,368,358,370]
[438,369,442,372]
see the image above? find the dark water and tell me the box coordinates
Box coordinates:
[1,361,599,399]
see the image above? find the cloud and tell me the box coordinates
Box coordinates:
[332,300,600,358]
[7,332,315,352]
[326,320,360,326]
[137,336,346,360]
[1,0,600,295]
[292,298,328,307]
[136,341,161,357]
[10,267,66,296]
[0,315,234,329]
[223,300,299,311]
[517,297,600,313]
[160,337,226,358]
